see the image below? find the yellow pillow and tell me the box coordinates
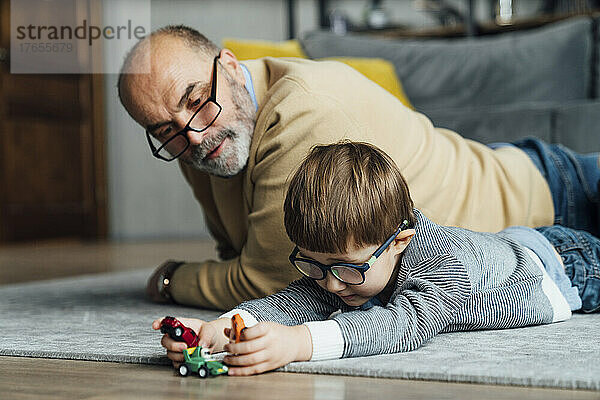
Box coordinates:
[222,39,413,109]
[222,38,306,60]
[321,57,413,110]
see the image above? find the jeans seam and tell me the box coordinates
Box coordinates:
[559,144,599,203]
[579,233,600,279]
[550,150,576,228]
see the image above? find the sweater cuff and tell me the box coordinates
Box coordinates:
[218,309,259,327]
[303,320,344,361]
[169,263,212,308]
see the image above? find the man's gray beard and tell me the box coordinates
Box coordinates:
[183,72,255,177]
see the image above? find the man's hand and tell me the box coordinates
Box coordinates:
[223,322,312,376]
[145,260,182,303]
[152,317,230,368]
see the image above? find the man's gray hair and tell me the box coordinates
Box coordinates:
[151,25,221,57]
[117,25,221,104]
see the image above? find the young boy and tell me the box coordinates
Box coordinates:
[153,141,599,376]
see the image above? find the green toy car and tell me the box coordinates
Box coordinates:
[178,346,229,378]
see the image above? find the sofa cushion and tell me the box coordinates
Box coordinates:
[425,102,554,144]
[319,57,413,109]
[223,38,307,59]
[553,100,600,153]
[300,17,594,114]
[223,39,413,108]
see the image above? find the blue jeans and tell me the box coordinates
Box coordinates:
[512,138,600,238]
[536,225,600,313]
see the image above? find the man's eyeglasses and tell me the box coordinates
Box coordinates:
[145,55,222,162]
[288,220,410,285]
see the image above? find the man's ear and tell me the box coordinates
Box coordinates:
[392,229,415,253]
[218,48,246,85]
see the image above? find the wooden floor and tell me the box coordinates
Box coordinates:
[2,356,598,400]
[0,238,217,285]
[1,239,598,399]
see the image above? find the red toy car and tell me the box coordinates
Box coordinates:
[160,316,200,348]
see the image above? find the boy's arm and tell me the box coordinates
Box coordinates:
[222,277,342,325]
[220,277,346,361]
[330,254,471,358]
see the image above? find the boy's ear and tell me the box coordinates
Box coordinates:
[392,229,415,253]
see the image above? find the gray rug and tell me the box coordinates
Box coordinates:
[1,269,598,390]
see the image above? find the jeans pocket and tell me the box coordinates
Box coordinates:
[558,245,586,285]
[580,276,600,313]
[560,238,600,313]
[540,225,600,312]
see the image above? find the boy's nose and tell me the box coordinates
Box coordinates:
[324,271,346,292]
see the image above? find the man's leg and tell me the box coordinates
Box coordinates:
[536,225,600,313]
[513,138,600,237]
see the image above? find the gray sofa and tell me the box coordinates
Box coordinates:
[299,17,600,153]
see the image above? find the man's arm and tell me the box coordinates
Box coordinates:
[163,88,363,310]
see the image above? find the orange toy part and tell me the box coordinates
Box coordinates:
[231,313,246,343]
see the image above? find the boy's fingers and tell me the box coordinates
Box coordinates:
[177,317,204,333]
[224,349,267,366]
[198,325,222,348]
[197,322,215,338]
[235,323,267,341]
[152,317,165,330]
[227,362,271,376]
[245,323,272,340]
[224,335,267,355]
[161,334,187,351]
[166,350,185,362]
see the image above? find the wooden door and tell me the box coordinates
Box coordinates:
[0,0,107,241]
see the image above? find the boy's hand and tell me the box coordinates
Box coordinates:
[151,317,230,368]
[223,322,312,376]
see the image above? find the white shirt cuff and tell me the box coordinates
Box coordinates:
[303,320,344,361]
[218,309,259,327]
[523,247,572,323]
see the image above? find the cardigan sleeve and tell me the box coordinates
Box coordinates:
[332,254,472,358]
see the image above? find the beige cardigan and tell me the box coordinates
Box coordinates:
[170,57,553,310]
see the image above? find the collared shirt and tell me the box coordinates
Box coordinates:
[240,63,258,112]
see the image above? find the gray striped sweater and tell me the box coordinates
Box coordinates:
[225,209,567,360]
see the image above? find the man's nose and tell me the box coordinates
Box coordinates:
[324,271,346,292]
[172,113,190,131]
[173,114,205,145]
[185,129,206,146]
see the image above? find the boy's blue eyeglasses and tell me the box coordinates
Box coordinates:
[288,220,410,285]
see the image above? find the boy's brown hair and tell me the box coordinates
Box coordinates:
[284,141,416,253]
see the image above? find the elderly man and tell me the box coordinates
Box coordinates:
[118,25,599,310]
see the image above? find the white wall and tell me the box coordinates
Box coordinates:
[104,0,542,240]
